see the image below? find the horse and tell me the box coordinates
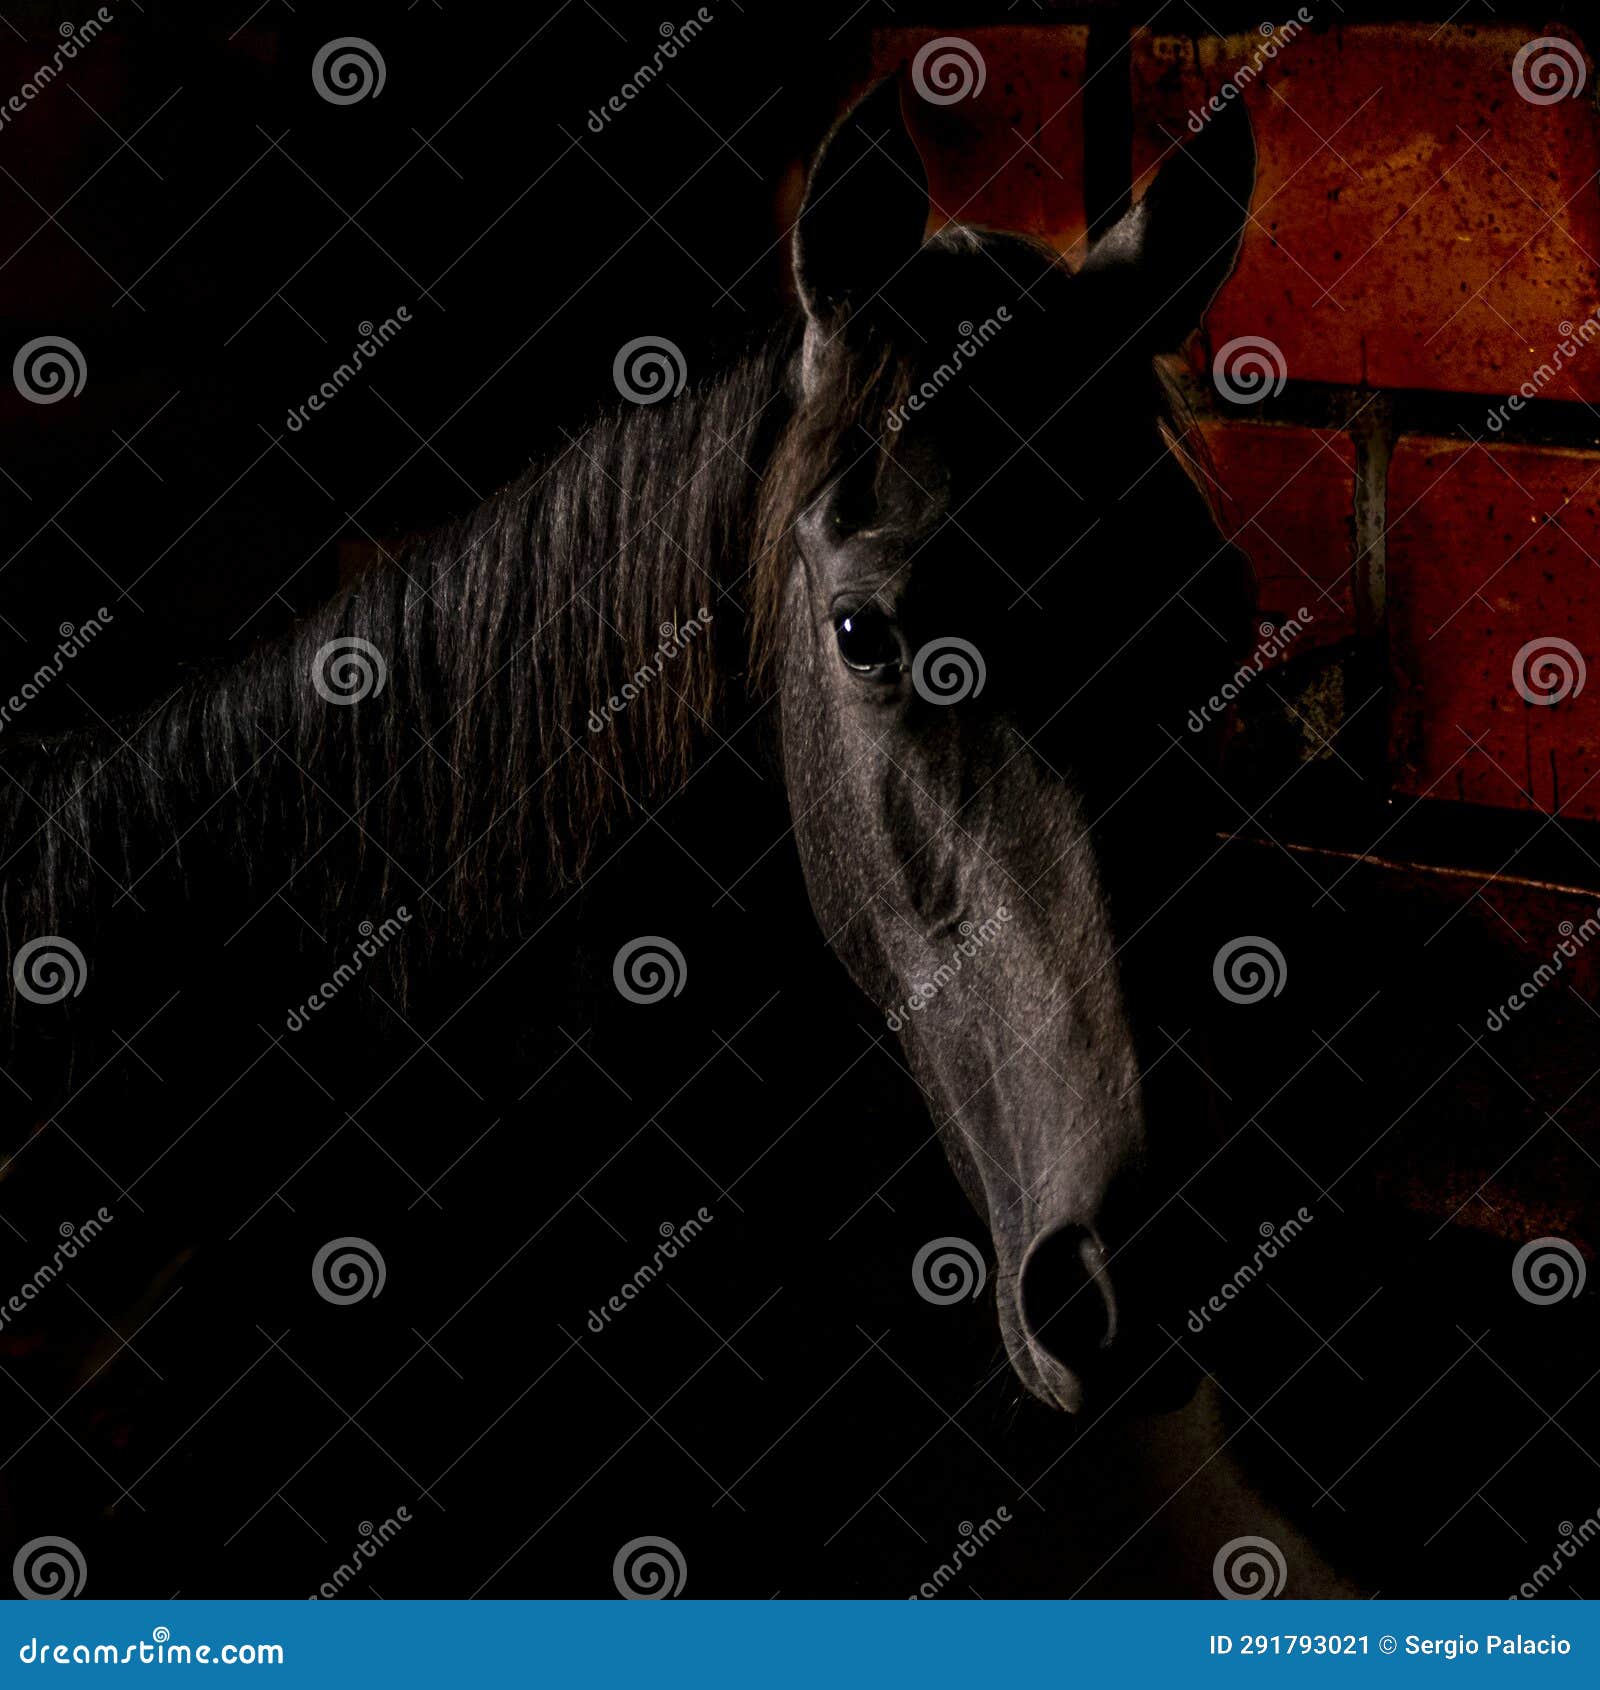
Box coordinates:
[0,82,1261,1592]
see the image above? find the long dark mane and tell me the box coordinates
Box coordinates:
[0,326,804,1032]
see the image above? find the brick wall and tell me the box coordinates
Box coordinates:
[868,15,1600,830]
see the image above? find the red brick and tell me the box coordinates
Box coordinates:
[1132,24,1600,398]
[1192,416,1357,653]
[869,27,1089,259]
[1388,436,1600,818]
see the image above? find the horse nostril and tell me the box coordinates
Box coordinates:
[1019,1224,1118,1403]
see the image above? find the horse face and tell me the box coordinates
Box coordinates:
[774,82,1255,1413]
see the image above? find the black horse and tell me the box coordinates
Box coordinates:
[0,85,1270,1594]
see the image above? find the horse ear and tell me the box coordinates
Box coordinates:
[793,79,928,322]
[1078,102,1256,350]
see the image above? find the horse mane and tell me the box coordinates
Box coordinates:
[0,322,802,1022]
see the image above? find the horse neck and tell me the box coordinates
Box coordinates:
[0,330,798,1024]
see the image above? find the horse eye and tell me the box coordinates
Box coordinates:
[834,606,901,676]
